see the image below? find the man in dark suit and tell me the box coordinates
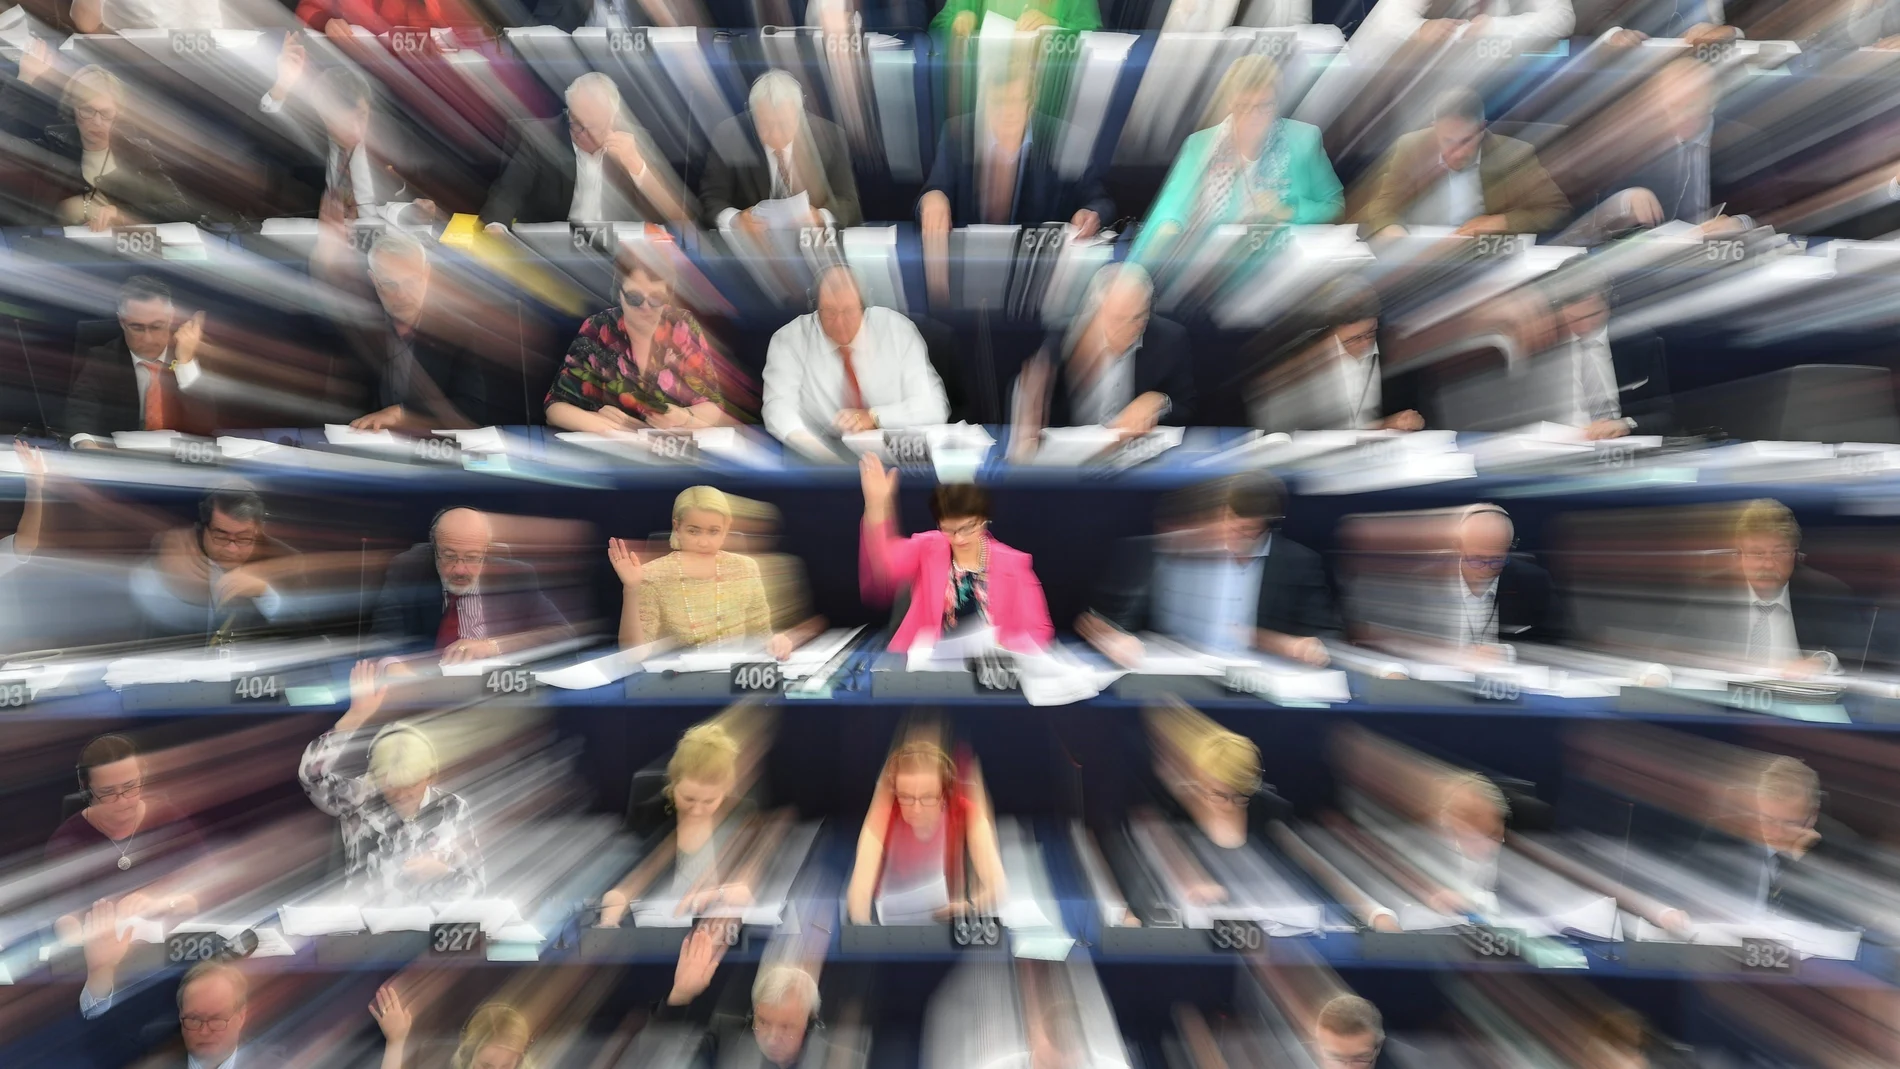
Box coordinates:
[64,276,216,438]
[918,65,1114,236]
[1454,504,1560,648]
[1312,994,1388,1069]
[1722,499,1864,673]
[372,507,571,662]
[345,232,493,433]
[1078,473,1342,668]
[701,69,862,234]
[481,73,695,230]
[1013,262,1195,432]
[81,949,260,1068]
[257,37,430,222]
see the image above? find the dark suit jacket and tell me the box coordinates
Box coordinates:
[698,111,861,229]
[1785,564,1867,662]
[33,127,193,226]
[371,544,568,651]
[1494,556,1561,645]
[480,116,685,226]
[351,308,495,429]
[1606,330,1675,436]
[1040,316,1196,427]
[261,97,421,219]
[922,114,1114,228]
[1359,130,1569,236]
[1090,533,1342,642]
[62,337,217,438]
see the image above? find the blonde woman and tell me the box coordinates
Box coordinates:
[299,660,485,904]
[38,66,190,230]
[370,990,533,1069]
[1130,55,1342,265]
[600,720,781,927]
[609,486,794,657]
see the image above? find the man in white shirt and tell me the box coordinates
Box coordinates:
[1545,279,1675,439]
[1731,500,1846,675]
[762,264,948,457]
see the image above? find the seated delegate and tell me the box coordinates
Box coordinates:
[609,486,796,657]
[845,737,1008,924]
[545,256,754,433]
[762,263,949,457]
[371,508,572,664]
[599,717,772,927]
[1131,55,1343,267]
[299,661,485,905]
[859,455,1054,656]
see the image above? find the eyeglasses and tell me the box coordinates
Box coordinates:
[92,781,143,802]
[895,793,943,808]
[938,520,987,538]
[75,104,116,123]
[435,550,487,568]
[204,528,260,549]
[619,288,663,310]
[1338,327,1378,348]
[1461,555,1509,570]
[180,1013,236,1032]
[1740,546,1797,561]
[121,320,171,336]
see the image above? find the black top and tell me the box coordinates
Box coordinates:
[480,116,685,227]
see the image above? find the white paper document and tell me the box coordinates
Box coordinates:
[279,904,366,937]
[749,191,811,230]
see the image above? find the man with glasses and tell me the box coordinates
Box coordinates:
[1312,994,1386,1069]
[763,263,947,459]
[63,275,214,438]
[371,507,571,664]
[1450,504,1558,653]
[81,952,257,1069]
[131,487,314,641]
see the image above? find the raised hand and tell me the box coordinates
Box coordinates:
[338,658,390,732]
[667,924,728,1006]
[608,538,645,587]
[83,899,133,973]
[858,452,898,514]
[369,983,413,1042]
[172,311,206,366]
[270,34,308,103]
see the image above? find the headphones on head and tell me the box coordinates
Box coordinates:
[1461,502,1518,551]
[369,722,438,785]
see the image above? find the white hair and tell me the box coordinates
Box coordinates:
[566,72,625,117]
[367,230,429,277]
[749,69,805,115]
[752,964,820,1017]
[370,724,438,789]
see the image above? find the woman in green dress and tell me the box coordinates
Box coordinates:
[1131,55,1345,267]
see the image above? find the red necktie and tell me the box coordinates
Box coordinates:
[141,360,176,431]
[837,344,865,412]
[436,593,461,649]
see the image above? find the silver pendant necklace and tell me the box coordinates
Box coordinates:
[114,836,134,870]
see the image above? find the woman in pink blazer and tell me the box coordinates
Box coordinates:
[859,454,1054,654]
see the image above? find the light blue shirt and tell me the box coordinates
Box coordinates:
[1152,537,1270,654]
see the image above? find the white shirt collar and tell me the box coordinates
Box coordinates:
[1461,575,1499,602]
[1746,582,1792,610]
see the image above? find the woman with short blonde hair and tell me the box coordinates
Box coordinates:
[609,486,793,655]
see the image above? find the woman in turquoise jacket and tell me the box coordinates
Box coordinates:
[1131,54,1344,267]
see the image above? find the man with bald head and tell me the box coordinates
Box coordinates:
[763,263,948,458]
[1453,504,1559,651]
[371,508,571,662]
[1015,262,1195,433]
[481,73,694,230]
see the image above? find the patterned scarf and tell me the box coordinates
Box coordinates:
[1185,117,1294,240]
[943,538,991,633]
